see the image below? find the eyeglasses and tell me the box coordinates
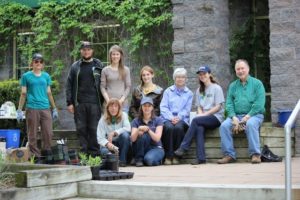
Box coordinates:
[33,60,43,64]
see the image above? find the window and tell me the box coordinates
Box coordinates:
[91,24,121,66]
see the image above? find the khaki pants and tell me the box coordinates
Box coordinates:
[26,109,53,157]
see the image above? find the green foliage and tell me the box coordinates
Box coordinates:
[0,79,59,107]
[0,0,173,86]
[79,152,102,167]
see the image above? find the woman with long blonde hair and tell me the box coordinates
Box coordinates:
[101,45,131,112]
[97,98,131,167]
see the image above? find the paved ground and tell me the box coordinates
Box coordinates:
[118,157,300,185]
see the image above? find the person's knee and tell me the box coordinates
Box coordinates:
[119,132,130,143]
[144,155,160,166]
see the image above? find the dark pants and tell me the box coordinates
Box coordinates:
[26,109,53,157]
[162,120,188,158]
[74,103,101,156]
[132,134,165,166]
[100,132,131,163]
[180,115,220,161]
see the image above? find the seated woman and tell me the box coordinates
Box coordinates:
[97,98,131,167]
[131,97,165,167]
[160,68,193,165]
[174,66,225,164]
[129,65,163,119]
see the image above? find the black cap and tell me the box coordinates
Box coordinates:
[80,41,93,49]
[32,53,43,61]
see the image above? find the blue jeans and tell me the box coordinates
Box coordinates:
[100,132,131,163]
[180,115,220,161]
[133,133,165,166]
[220,114,264,159]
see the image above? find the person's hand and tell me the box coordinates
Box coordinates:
[241,115,250,123]
[52,108,58,121]
[118,98,124,105]
[171,117,180,125]
[108,132,117,143]
[67,105,74,113]
[231,116,240,134]
[16,109,23,123]
[106,142,119,154]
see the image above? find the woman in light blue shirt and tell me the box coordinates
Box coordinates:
[97,98,131,167]
[160,68,193,165]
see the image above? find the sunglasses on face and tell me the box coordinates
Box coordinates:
[33,60,43,64]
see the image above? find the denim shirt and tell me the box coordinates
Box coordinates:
[160,85,193,124]
[131,116,164,147]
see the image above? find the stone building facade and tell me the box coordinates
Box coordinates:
[172,0,300,155]
[269,0,300,154]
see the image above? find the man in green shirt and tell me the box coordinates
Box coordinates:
[217,59,265,164]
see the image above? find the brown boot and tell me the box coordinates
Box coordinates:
[251,154,261,164]
[217,156,235,164]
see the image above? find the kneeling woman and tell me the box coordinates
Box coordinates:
[97,98,131,167]
[131,97,165,167]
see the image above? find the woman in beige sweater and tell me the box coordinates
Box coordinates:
[101,45,131,112]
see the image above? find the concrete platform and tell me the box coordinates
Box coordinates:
[77,158,300,200]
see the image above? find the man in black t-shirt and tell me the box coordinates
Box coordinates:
[66,41,104,156]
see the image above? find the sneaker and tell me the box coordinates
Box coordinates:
[164,158,172,165]
[135,161,144,167]
[251,154,261,164]
[119,161,127,167]
[172,157,180,165]
[130,158,136,166]
[174,148,187,157]
[217,156,235,164]
[191,159,206,165]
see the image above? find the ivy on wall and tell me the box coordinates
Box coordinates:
[0,0,173,85]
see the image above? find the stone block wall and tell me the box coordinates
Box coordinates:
[269,0,300,155]
[171,0,232,94]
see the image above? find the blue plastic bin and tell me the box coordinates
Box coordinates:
[278,110,295,128]
[0,129,20,148]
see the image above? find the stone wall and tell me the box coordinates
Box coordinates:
[171,0,232,97]
[269,0,300,155]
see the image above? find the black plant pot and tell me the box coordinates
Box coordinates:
[90,166,100,180]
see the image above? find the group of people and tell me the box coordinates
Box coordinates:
[16,41,266,166]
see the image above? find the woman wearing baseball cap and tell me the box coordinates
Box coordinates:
[131,97,165,167]
[174,65,225,165]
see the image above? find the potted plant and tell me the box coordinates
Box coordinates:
[79,153,102,179]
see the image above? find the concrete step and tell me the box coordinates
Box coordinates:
[77,181,300,200]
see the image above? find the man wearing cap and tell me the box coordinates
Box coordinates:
[17,53,58,161]
[217,59,265,164]
[66,41,104,156]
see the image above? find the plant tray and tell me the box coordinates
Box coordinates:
[93,170,134,181]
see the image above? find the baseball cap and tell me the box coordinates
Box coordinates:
[196,66,211,74]
[32,53,43,61]
[80,41,93,49]
[141,97,153,105]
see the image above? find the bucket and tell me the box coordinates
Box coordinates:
[278,110,295,128]
[0,129,20,148]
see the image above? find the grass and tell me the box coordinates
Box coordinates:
[0,152,15,189]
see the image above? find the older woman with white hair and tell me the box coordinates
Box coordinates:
[160,68,193,165]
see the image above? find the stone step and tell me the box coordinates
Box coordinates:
[50,124,295,161]
[77,181,300,200]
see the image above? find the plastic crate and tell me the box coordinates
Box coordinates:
[93,170,134,181]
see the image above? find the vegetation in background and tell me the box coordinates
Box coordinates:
[0,0,173,86]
